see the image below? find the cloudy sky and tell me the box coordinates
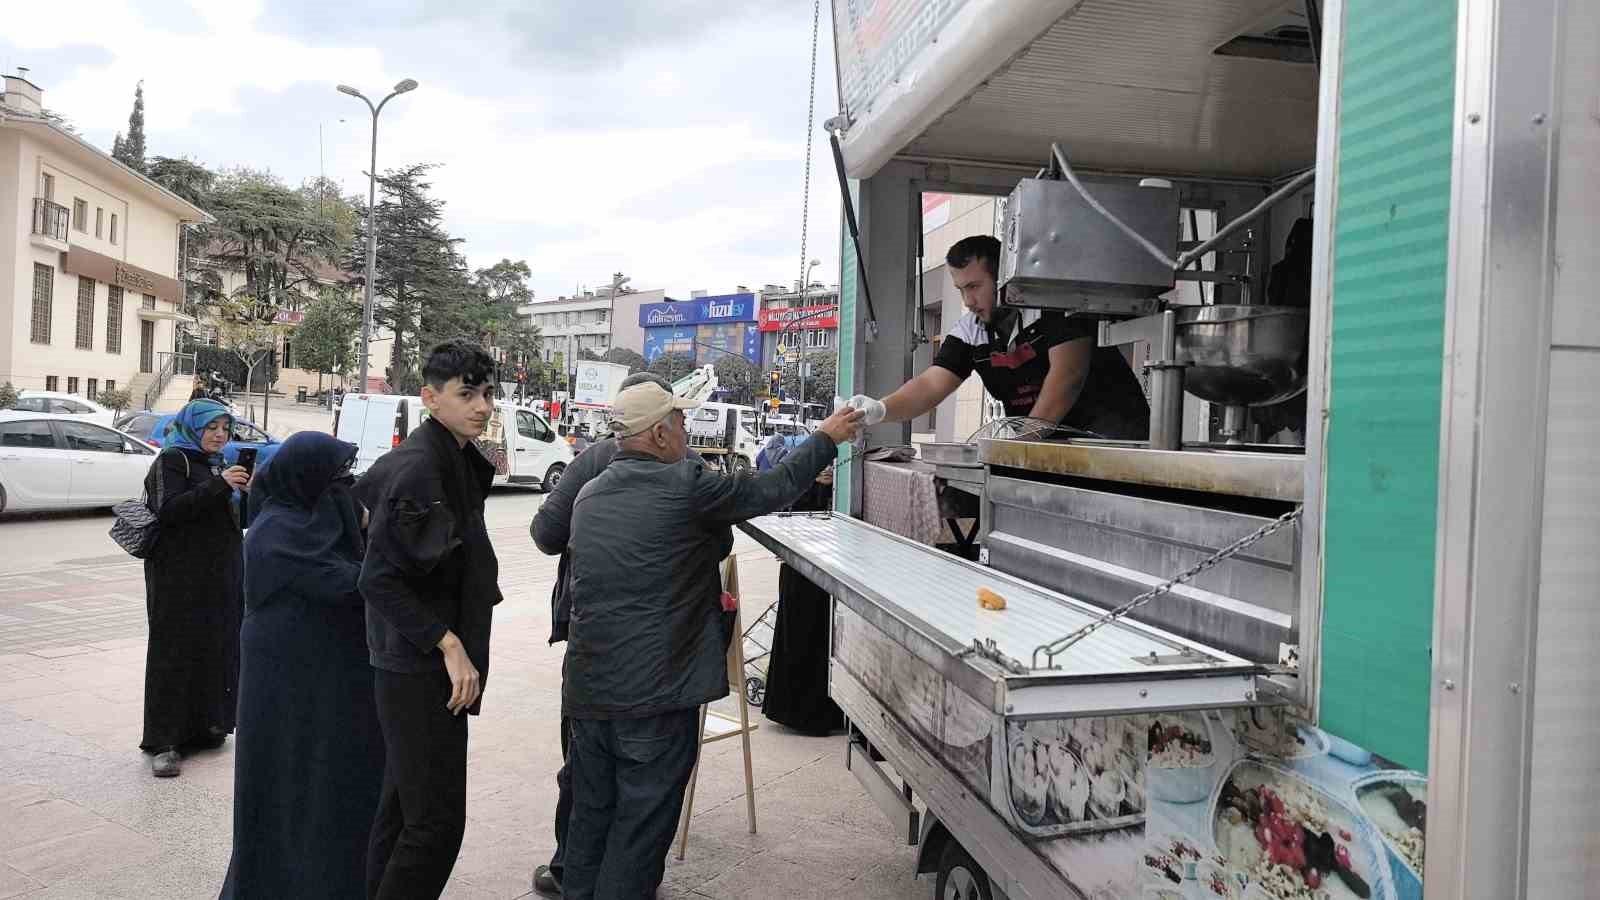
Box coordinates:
[3,0,842,302]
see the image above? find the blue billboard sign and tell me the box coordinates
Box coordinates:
[638,293,757,328]
[643,326,696,362]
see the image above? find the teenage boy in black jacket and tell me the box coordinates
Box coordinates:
[357,340,502,899]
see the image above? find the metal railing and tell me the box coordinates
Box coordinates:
[31,198,69,241]
[143,351,197,411]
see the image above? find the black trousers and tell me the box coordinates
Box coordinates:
[548,714,572,879]
[562,709,701,900]
[367,668,469,900]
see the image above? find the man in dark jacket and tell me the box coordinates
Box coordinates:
[560,382,863,900]
[356,340,503,900]
[526,372,693,898]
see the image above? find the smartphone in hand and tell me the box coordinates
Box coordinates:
[235,447,258,474]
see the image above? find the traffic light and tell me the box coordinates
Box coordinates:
[769,370,780,389]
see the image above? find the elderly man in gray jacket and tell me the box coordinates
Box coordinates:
[560,382,863,900]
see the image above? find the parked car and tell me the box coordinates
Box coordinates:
[0,411,158,513]
[334,393,573,490]
[12,391,117,428]
[114,410,280,468]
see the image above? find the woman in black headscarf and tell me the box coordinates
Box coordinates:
[220,432,384,900]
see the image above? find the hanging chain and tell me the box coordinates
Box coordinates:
[1031,507,1303,670]
[796,0,821,297]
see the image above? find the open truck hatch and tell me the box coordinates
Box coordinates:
[741,512,1268,719]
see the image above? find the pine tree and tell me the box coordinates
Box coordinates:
[112,82,147,172]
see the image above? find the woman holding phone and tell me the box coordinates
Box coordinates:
[140,399,251,778]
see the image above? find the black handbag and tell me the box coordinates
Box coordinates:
[109,450,188,558]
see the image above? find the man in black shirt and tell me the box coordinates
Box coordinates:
[847,235,1150,439]
[357,340,502,899]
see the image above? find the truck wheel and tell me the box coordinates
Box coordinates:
[935,841,992,900]
[730,455,751,475]
[543,463,566,492]
[744,676,765,705]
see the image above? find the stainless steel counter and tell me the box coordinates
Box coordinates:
[978,437,1304,502]
[741,513,1264,717]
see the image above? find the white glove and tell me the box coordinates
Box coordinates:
[846,394,887,426]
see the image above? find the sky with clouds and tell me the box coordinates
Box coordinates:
[3,0,843,302]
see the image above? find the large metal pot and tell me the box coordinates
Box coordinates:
[1174,305,1309,406]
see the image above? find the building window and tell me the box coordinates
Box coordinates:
[87,378,98,399]
[106,286,124,354]
[95,208,104,239]
[39,172,54,200]
[597,309,609,324]
[73,199,87,231]
[67,376,79,395]
[76,276,95,350]
[142,293,156,310]
[810,330,831,349]
[106,379,116,393]
[110,213,118,245]
[30,263,53,344]
[282,339,294,369]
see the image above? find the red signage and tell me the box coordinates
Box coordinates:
[757,304,839,332]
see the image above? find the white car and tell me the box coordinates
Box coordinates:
[13,391,118,428]
[333,394,574,490]
[0,412,158,513]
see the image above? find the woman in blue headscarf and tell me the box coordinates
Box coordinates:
[141,399,252,777]
[221,431,384,899]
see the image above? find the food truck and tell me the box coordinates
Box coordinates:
[738,2,1596,899]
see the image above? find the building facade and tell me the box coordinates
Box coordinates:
[519,286,665,380]
[637,292,759,366]
[754,282,839,374]
[0,72,211,410]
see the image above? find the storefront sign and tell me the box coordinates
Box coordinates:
[642,326,696,362]
[61,247,181,302]
[274,310,305,325]
[695,322,761,365]
[757,304,840,332]
[638,293,757,328]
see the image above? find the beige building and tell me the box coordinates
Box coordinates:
[519,286,664,376]
[0,71,210,410]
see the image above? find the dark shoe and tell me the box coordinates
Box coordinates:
[532,864,562,897]
[187,732,227,751]
[152,749,181,778]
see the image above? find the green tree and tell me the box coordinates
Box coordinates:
[779,353,837,406]
[292,290,360,393]
[0,382,17,409]
[348,165,477,393]
[577,348,602,362]
[111,81,147,173]
[300,176,361,257]
[648,352,697,384]
[214,298,283,396]
[97,387,134,414]
[198,168,339,322]
[600,347,646,374]
[147,156,215,208]
[712,354,761,406]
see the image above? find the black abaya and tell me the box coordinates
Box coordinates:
[141,447,243,752]
[220,433,383,900]
[760,480,842,735]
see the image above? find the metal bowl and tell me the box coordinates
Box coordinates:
[1174,305,1309,407]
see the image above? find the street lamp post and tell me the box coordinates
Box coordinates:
[777,302,834,425]
[338,78,418,392]
[606,272,629,356]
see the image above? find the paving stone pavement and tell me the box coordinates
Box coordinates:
[0,497,928,899]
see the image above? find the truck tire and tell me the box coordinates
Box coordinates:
[730,454,751,475]
[935,841,992,900]
[543,463,566,492]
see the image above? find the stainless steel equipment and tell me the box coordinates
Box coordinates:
[740,512,1263,714]
[1176,305,1310,406]
[915,442,981,467]
[1099,304,1310,449]
[997,177,1179,315]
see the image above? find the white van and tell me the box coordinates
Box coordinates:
[334,394,573,490]
[686,402,763,473]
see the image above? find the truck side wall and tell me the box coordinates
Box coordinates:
[1317,0,1458,772]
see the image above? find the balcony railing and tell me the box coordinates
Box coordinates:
[32,197,69,242]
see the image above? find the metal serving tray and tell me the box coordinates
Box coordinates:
[741,513,1264,718]
[917,441,982,467]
